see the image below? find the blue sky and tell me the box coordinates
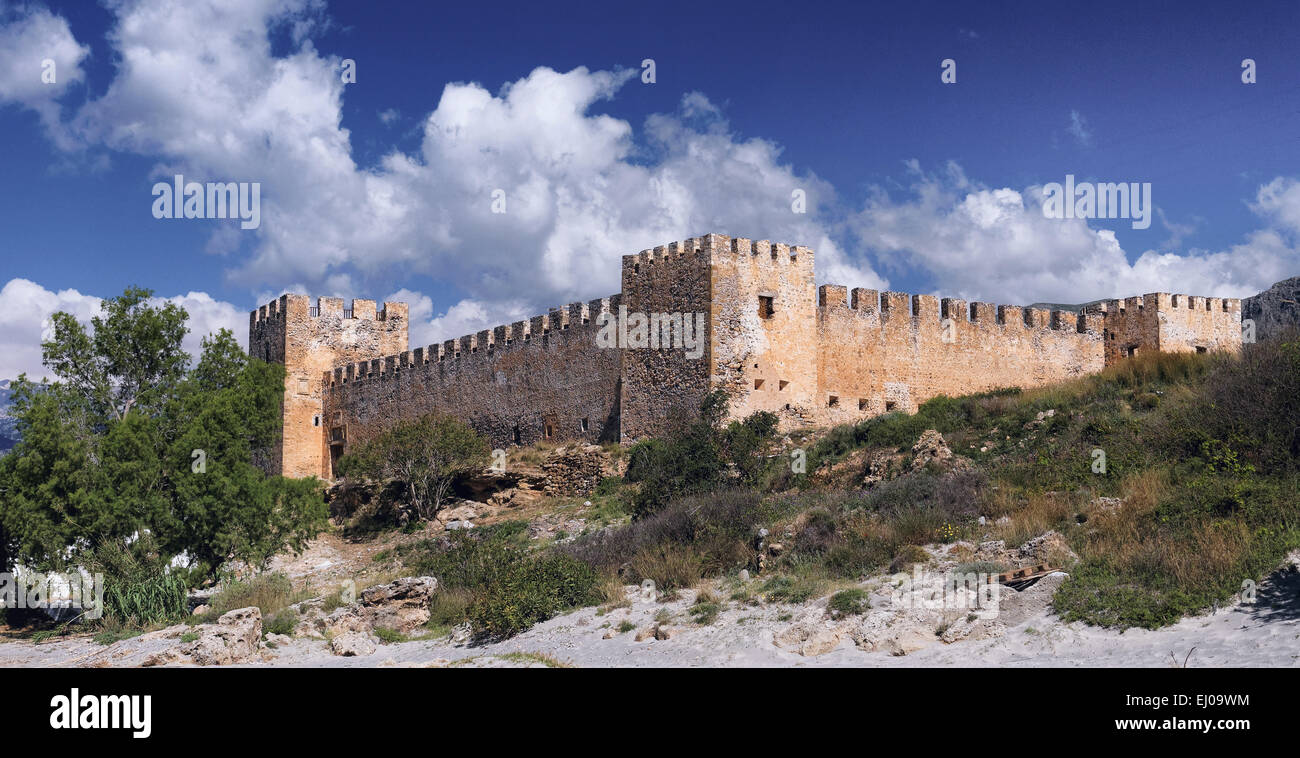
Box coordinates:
[1,0,1299,379]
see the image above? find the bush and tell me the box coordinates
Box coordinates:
[84,538,188,628]
[624,391,778,518]
[265,608,298,637]
[828,588,870,616]
[204,572,307,621]
[468,552,603,639]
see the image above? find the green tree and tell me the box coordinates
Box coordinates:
[0,287,328,586]
[336,413,490,521]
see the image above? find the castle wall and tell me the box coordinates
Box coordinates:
[252,234,1246,482]
[811,288,1105,426]
[708,236,820,428]
[322,296,622,472]
[617,239,716,440]
[1098,293,1241,363]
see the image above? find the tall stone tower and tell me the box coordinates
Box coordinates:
[248,294,407,479]
[617,234,818,440]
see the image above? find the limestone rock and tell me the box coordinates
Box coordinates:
[140,607,263,667]
[774,622,843,656]
[1242,276,1300,341]
[330,631,378,657]
[360,576,439,634]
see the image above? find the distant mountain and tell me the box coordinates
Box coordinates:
[0,379,17,452]
[1242,276,1300,342]
[1026,299,1108,313]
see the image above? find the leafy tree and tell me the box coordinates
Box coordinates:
[336,413,490,521]
[0,287,328,587]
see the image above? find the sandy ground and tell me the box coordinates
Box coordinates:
[2,565,1296,668]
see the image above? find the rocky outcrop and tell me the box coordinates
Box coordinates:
[139,607,265,667]
[910,430,974,474]
[1242,276,1300,341]
[291,576,439,653]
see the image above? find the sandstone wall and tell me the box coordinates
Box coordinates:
[322,297,622,475]
[707,235,819,428]
[1098,293,1241,364]
[253,234,1247,482]
[811,288,1105,427]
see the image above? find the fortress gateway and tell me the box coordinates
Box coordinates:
[249,234,1242,480]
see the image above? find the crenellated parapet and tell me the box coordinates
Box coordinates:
[815,285,1103,336]
[254,233,1247,481]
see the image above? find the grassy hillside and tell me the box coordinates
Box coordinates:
[387,332,1300,637]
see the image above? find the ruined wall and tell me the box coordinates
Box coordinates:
[322,297,622,475]
[249,295,407,479]
[812,288,1105,426]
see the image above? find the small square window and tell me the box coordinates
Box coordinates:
[580,418,590,432]
[858,399,867,411]
[754,379,764,390]
[313,415,320,427]
[828,395,839,407]
[778,380,789,391]
[885,401,897,412]
[1195,346,1207,354]
[758,296,775,319]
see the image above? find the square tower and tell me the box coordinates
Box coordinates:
[249,294,408,479]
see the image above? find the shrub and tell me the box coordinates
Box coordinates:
[468,552,603,639]
[265,608,298,637]
[84,538,188,628]
[889,544,930,573]
[828,588,870,616]
[205,572,307,621]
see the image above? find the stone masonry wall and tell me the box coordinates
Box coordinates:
[617,238,716,441]
[811,288,1105,427]
[322,297,622,475]
[254,233,1244,482]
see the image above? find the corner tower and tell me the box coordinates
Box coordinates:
[249,294,408,479]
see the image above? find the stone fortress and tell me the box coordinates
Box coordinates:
[249,234,1243,480]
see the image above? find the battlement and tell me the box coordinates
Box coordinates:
[816,285,1100,335]
[257,234,1244,481]
[620,233,814,279]
[1095,292,1241,314]
[249,294,408,327]
[327,294,621,386]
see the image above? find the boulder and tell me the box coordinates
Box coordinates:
[360,576,439,634]
[329,631,378,657]
[140,607,264,667]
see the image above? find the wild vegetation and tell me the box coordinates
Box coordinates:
[0,287,328,632]
[385,332,1300,637]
